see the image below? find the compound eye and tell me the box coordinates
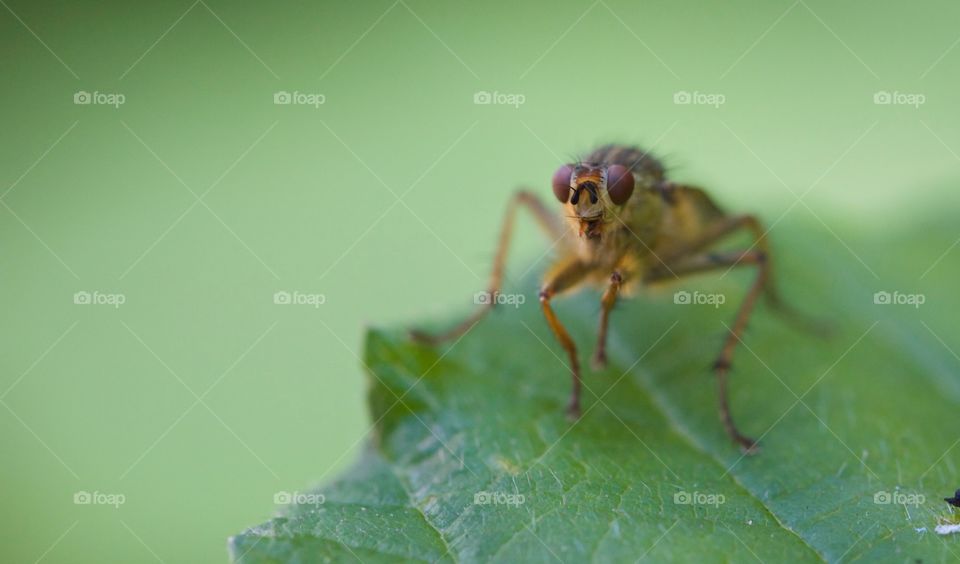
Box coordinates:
[551,164,574,203]
[606,165,635,205]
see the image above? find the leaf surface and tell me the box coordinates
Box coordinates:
[231,224,960,563]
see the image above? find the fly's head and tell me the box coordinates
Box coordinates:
[551,162,635,242]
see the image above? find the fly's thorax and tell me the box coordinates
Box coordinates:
[619,187,666,251]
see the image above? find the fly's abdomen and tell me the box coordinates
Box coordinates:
[584,144,665,181]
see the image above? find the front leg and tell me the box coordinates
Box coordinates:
[538,258,592,418]
[591,270,623,370]
[410,190,568,344]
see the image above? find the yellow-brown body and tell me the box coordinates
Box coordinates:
[412,143,802,453]
[554,144,726,295]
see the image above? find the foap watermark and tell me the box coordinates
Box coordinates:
[673,90,725,108]
[473,490,525,507]
[673,290,725,308]
[74,490,126,508]
[873,290,925,308]
[74,90,126,108]
[274,290,326,308]
[874,490,925,507]
[74,290,126,308]
[474,291,525,308]
[673,490,725,508]
[274,90,325,108]
[873,90,925,108]
[473,90,525,108]
[274,490,325,506]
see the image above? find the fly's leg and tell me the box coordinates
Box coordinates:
[591,270,623,370]
[647,248,768,454]
[655,211,826,336]
[539,258,592,419]
[410,190,568,344]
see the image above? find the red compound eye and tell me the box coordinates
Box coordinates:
[551,164,574,203]
[606,165,634,205]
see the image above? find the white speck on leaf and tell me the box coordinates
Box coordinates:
[936,523,960,535]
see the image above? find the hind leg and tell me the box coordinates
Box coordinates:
[647,248,768,453]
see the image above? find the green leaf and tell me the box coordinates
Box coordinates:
[230,222,960,563]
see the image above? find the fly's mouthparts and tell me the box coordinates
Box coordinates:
[579,218,603,240]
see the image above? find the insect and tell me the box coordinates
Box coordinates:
[411,144,809,453]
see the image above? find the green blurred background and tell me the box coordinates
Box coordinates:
[2,0,959,562]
